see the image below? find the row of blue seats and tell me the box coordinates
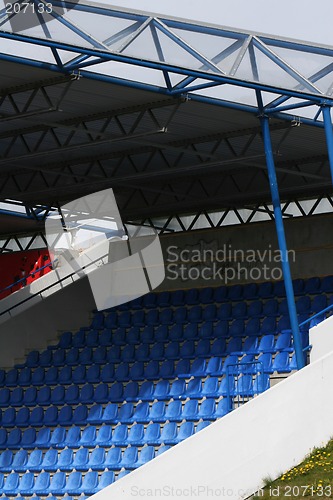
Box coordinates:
[20,329,305,371]
[99,276,333,312]
[0,421,210,450]
[0,397,233,429]
[11,336,300,387]
[5,334,297,389]
[0,445,171,474]
[0,470,115,496]
[0,357,291,409]
[83,297,317,331]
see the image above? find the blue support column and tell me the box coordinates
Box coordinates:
[322,105,333,183]
[260,115,305,370]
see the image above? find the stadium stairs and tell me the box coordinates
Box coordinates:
[0,275,333,498]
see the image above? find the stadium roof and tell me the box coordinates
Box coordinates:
[0,1,333,235]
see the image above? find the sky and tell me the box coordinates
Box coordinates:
[104,0,333,47]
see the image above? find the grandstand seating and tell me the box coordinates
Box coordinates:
[0,275,329,497]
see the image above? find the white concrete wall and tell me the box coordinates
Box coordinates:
[310,315,333,363]
[92,349,333,500]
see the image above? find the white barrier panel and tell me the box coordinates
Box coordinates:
[310,315,333,363]
[92,349,333,500]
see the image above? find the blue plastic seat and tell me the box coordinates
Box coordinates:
[12,448,29,472]
[111,424,128,446]
[39,349,53,367]
[165,341,180,360]
[6,368,18,387]
[109,382,123,403]
[214,320,229,338]
[248,301,263,318]
[211,338,226,357]
[11,387,24,407]
[245,318,261,337]
[100,403,117,424]
[63,470,83,495]
[138,381,154,401]
[233,302,247,319]
[0,450,13,472]
[118,311,131,328]
[95,471,115,491]
[104,311,117,329]
[135,343,150,361]
[214,285,228,302]
[321,275,333,293]
[71,365,85,385]
[115,362,130,381]
[198,324,213,341]
[263,299,279,317]
[174,359,191,378]
[26,350,40,368]
[144,360,160,380]
[87,448,106,471]
[3,472,20,495]
[79,383,94,404]
[312,294,327,313]
[214,399,230,418]
[217,303,232,321]
[72,448,89,471]
[273,280,286,298]
[228,284,243,301]
[226,337,242,354]
[87,404,103,424]
[199,287,214,304]
[8,428,23,449]
[141,325,154,344]
[86,364,101,383]
[58,406,73,426]
[182,400,199,421]
[129,362,145,381]
[24,401,40,436]
[143,292,157,308]
[185,378,202,398]
[107,346,121,364]
[187,305,202,323]
[130,402,150,423]
[277,315,291,333]
[201,377,219,398]
[49,427,66,448]
[99,328,112,346]
[258,334,275,353]
[48,471,66,495]
[175,421,194,444]
[144,422,161,446]
[63,426,81,448]
[206,357,223,376]
[150,343,165,361]
[154,380,170,401]
[163,400,181,422]
[35,427,51,449]
[43,406,58,427]
[159,308,174,325]
[168,324,183,342]
[229,319,245,337]
[196,339,211,358]
[149,401,166,423]
[104,447,122,470]
[183,323,198,340]
[36,386,51,406]
[157,291,170,307]
[240,336,259,355]
[77,426,96,448]
[154,325,168,343]
[202,304,217,322]
[32,471,51,495]
[132,310,145,327]
[40,448,59,472]
[0,429,7,449]
[304,276,321,294]
[257,353,273,373]
[217,376,235,397]
[100,363,114,383]
[167,380,184,400]
[258,281,273,298]
[243,283,258,300]
[296,296,311,314]
[86,329,99,347]
[2,407,16,427]
[136,446,155,467]
[253,373,270,393]
[127,327,141,344]
[272,351,291,373]
[112,328,126,346]
[221,355,238,374]
[196,421,211,432]
[198,398,216,421]
[235,374,253,397]
[173,307,187,324]
[123,381,139,402]
[31,367,45,386]
[56,449,74,471]
[117,402,134,423]
[261,317,276,335]
[171,289,184,307]
[180,340,195,359]
[127,423,145,446]
[274,332,292,352]
[51,385,66,405]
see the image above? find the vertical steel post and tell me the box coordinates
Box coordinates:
[260,115,305,369]
[322,105,333,183]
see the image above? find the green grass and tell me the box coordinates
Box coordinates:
[255,439,333,499]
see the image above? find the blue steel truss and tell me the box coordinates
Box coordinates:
[0,1,333,125]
